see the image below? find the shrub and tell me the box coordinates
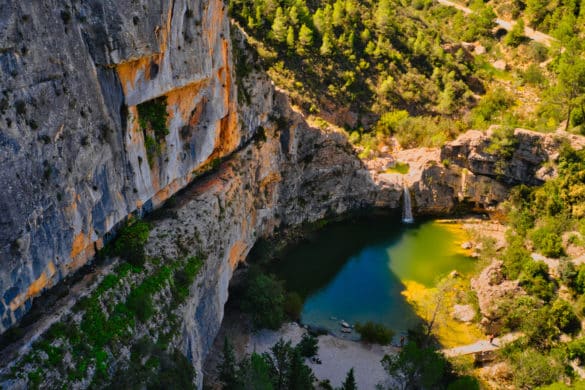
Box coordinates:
[530,227,564,258]
[501,236,531,279]
[550,299,580,334]
[137,97,169,140]
[355,321,394,345]
[519,261,557,302]
[509,349,562,388]
[112,220,150,267]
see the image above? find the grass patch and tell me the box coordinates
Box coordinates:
[385,161,410,174]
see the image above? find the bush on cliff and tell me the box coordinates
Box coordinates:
[112,220,150,267]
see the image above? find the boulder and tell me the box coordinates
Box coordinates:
[452,304,476,322]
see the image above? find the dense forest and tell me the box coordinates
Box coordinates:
[226,0,585,388]
[230,0,585,156]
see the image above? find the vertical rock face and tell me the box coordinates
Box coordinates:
[0,0,239,332]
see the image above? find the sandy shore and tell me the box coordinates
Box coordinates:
[246,322,398,389]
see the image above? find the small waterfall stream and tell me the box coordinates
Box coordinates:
[402,183,414,224]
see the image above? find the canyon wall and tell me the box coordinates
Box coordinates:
[0,0,240,332]
[1,0,583,387]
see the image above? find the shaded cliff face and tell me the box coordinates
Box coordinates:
[0,0,239,331]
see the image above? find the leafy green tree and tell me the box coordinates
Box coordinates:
[340,368,357,390]
[375,0,393,35]
[219,338,239,389]
[332,0,345,27]
[381,343,446,390]
[267,339,292,390]
[241,269,285,329]
[355,321,394,345]
[554,54,585,131]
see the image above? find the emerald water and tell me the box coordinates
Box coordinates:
[267,216,475,339]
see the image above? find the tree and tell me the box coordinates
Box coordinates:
[340,368,357,390]
[505,18,525,46]
[287,349,315,390]
[554,54,585,131]
[267,339,292,390]
[272,8,288,43]
[375,0,393,35]
[237,353,274,390]
[298,24,313,54]
[320,33,334,56]
[241,269,286,329]
[286,26,295,49]
[219,338,239,389]
[296,333,318,358]
[381,343,446,390]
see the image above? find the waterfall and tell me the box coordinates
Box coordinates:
[402,183,414,224]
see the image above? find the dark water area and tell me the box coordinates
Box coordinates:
[266,216,474,339]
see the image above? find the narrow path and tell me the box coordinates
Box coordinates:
[436,0,555,47]
[442,332,521,357]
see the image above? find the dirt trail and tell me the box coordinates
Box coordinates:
[442,332,521,357]
[436,0,555,47]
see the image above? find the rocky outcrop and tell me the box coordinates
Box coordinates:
[471,260,526,331]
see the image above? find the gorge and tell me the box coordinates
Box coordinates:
[1,0,585,388]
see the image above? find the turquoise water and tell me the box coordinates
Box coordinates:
[267,216,474,339]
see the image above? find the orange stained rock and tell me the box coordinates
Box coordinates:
[205,0,224,55]
[9,261,57,312]
[116,56,160,96]
[228,240,248,269]
[165,81,207,122]
[153,178,183,206]
[70,231,90,259]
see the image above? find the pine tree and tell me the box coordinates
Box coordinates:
[298,24,313,54]
[320,33,334,56]
[218,337,239,390]
[272,7,288,43]
[340,368,357,390]
[286,26,295,49]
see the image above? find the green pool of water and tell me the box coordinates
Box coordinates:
[267,216,475,339]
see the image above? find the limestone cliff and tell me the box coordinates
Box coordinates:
[0,0,238,331]
[1,0,585,388]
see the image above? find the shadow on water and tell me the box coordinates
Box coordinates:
[258,214,473,342]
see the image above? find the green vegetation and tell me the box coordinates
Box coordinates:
[111,219,150,267]
[380,341,479,390]
[229,0,489,149]
[218,337,316,390]
[240,267,303,330]
[7,230,204,388]
[137,97,169,140]
[241,268,286,329]
[354,321,394,345]
[137,97,169,168]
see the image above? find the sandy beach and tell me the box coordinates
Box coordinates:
[246,322,398,389]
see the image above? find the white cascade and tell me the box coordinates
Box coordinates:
[402,183,414,224]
